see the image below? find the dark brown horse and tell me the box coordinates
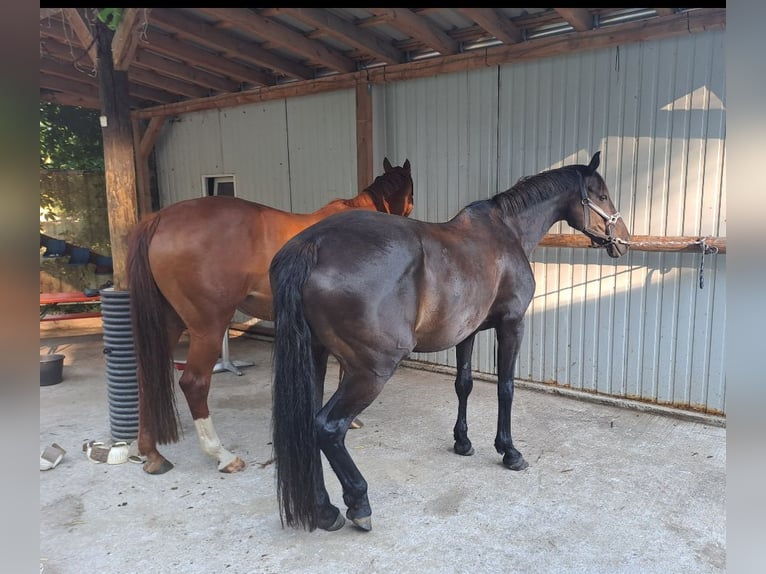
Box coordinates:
[127,158,413,475]
[269,152,630,532]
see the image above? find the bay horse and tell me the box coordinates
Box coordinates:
[127,158,413,475]
[269,151,630,532]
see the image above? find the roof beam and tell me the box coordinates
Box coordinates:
[39,39,100,80]
[40,67,97,96]
[41,28,252,95]
[112,8,149,71]
[43,16,274,88]
[265,7,404,65]
[554,8,594,32]
[128,67,211,99]
[654,9,677,17]
[366,8,460,56]
[41,57,178,107]
[40,8,63,20]
[197,8,357,74]
[136,32,272,88]
[150,9,312,80]
[63,8,97,68]
[134,8,725,119]
[41,90,101,109]
[132,50,240,94]
[454,8,524,44]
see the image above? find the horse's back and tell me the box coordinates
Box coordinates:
[146,196,281,321]
[282,209,526,356]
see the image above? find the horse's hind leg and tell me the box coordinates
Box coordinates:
[139,317,184,475]
[453,335,476,456]
[310,347,346,531]
[180,329,245,473]
[495,319,528,471]
[316,368,391,532]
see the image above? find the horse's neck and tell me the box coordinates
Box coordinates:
[508,197,569,257]
[344,190,379,211]
[312,193,376,219]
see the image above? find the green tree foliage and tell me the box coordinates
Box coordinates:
[40,102,104,171]
[40,102,104,222]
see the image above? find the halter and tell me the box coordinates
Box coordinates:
[578,171,625,247]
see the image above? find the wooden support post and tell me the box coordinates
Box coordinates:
[356,80,374,191]
[131,115,166,217]
[95,19,138,290]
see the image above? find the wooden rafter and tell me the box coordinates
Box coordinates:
[266,7,404,65]
[132,32,272,87]
[149,9,311,81]
[554,8,594,32]
[39,8,725,113]
[198,7,357,73]
[128,66,210,99]
[132,50,240,93]
[63,8,97,68]
[367,8,460,55]
[112,8,150,71]
[133,8,725,119]
[455,8,524,44]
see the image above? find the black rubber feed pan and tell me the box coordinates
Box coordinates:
[40,354,65,386]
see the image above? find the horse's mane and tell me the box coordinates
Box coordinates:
[490,165,588,216]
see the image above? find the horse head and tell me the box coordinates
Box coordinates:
[371,158,414,217]
[567,151,630,258]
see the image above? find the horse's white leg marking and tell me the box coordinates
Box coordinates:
[193,417,238,470]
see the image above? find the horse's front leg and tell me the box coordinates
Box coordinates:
[494,319,528,471]
[453,335,476,456]
[180,333,246,473]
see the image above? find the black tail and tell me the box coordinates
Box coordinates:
[270,239,321,531]
[127,215,180,444]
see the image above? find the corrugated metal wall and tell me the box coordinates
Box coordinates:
[154,30,725,415]
[380,31,725,414]
[155,91,357,210]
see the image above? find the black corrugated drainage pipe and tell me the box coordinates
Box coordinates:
[100,287,139,441]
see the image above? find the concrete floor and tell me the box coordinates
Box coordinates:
[40,319,726,574]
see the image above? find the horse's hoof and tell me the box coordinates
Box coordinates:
[143,458,174,475]
[319,510,346,531]
[454,443,474,456]
[347,510,372,532]
[350,418,364,430]
[503,454,529,471]
[219,457,246,474]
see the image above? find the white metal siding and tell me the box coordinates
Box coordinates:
[154,110,223,204]
[154,31,725,415]
[155,90,357,211]
[219,101,291,210]
[286,91,357,212]
[379,31,725,414]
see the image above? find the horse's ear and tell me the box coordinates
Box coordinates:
[403,159,411,172]
[383,157,393,172]
[587,151,601,174]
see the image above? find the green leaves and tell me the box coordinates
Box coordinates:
[40,102,104,171]
[97,8,124,32]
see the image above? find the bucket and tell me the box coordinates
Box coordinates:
[40,354,65,386]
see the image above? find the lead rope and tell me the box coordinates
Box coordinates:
[698,237,719,289]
